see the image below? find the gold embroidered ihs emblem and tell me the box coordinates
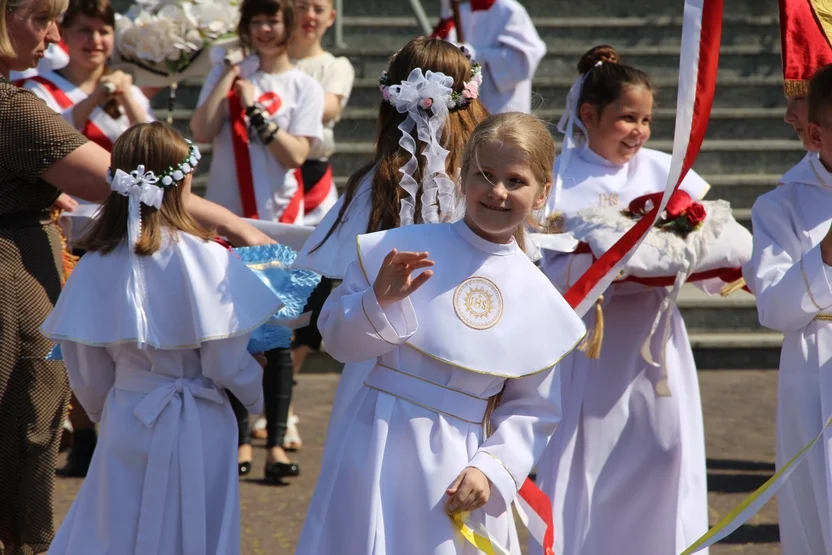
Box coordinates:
[453,277,503,330]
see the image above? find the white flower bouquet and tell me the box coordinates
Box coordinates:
[112,0,239,87]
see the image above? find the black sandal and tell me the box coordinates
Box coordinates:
[264,461,300,484]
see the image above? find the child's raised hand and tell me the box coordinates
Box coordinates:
[445,467,491,513]
[372,249,434,308]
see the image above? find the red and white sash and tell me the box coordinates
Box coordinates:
[227,84,304,223]
[24,72,123,152]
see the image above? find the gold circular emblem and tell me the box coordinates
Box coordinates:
[453,277,503,330]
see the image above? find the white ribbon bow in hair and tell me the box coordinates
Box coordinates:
[108,165,166,349]
[544,61,602,218]
[110,166,165,209]
[387,68,461,226]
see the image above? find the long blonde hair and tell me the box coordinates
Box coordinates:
[79,123,215,255]
[0,0,66,59]
[461,113,555,252]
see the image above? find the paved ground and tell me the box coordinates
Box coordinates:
[53,369,780,554]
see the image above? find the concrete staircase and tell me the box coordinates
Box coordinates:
[150,0,791,370]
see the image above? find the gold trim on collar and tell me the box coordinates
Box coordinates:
[784,79,809,97]
[356,234,588,378]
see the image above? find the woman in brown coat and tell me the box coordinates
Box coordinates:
[0,1,271,552]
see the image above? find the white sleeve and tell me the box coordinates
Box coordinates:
[131,85,155,122]
[199,335,264,414]
[321,57,356,106]
[471,5,546,94]
[743,193,832,332]
[60,342,116,423]
[468,365,563,509]
[287,76,325,143]
[317,258,418,363]
[196,63,227,109]
[679,167,711,200]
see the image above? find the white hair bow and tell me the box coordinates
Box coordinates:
[545,61,602,219]
[387,68,461,226]
[108,165,167,348]
[110,166,165,209]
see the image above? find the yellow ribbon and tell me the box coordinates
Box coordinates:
[449,511,509,555]
[681,415,832,554]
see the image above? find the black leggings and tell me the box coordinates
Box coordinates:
[228,348,293,449]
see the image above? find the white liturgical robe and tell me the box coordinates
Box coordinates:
[744,152,832,555]
[295,219,585,554]
[41,233,282,555]
[532,146,710,555]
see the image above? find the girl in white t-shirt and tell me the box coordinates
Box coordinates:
[190,0,324,225]
[190,0,324,485]
[285,0,356,451]
[19,0,153,153]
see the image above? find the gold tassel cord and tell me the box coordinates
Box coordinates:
[578,295,604,359]
[51,208,79,286]
[719,277,746,297]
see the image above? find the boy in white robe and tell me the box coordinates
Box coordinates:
[431,0,545,114]
[41,123,282,555]
[743,59,832,554]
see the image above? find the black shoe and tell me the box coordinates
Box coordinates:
[56,428,97,478]
[238,461,252,476]
[264,461,300,484]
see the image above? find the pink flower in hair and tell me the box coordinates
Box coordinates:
[462,80,479,100]
[420,97,433,109]
[382,87,392,101]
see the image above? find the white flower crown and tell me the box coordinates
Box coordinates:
[377,47,483,111]
[107,141,202,209]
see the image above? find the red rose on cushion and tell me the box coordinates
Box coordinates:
[665,190,693,218]
[628,192,663,215]
[685,202,707,226]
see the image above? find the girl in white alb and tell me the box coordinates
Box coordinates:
[41,123,281,555]
[18,0,152,152]
[431,0,545,114]
[296,112,585,555]
[191,0,324,224]
[532,47,710,555]
[292,37,489,455]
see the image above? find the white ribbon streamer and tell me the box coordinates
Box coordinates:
[387,68,460,226]
[109,165,165,347]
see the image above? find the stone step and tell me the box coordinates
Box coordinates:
[678,284,760,331]
[321,139,803,179]
[152,76,789,116]
[338,44,783,79]
[189,174,776,214]
[190,139,802,188]
[703,174,778,208]
[164,106,796,146]
[341,0,778,19]
[328,16,780,50]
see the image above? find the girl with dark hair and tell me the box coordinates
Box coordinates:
[532,45,711,555]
